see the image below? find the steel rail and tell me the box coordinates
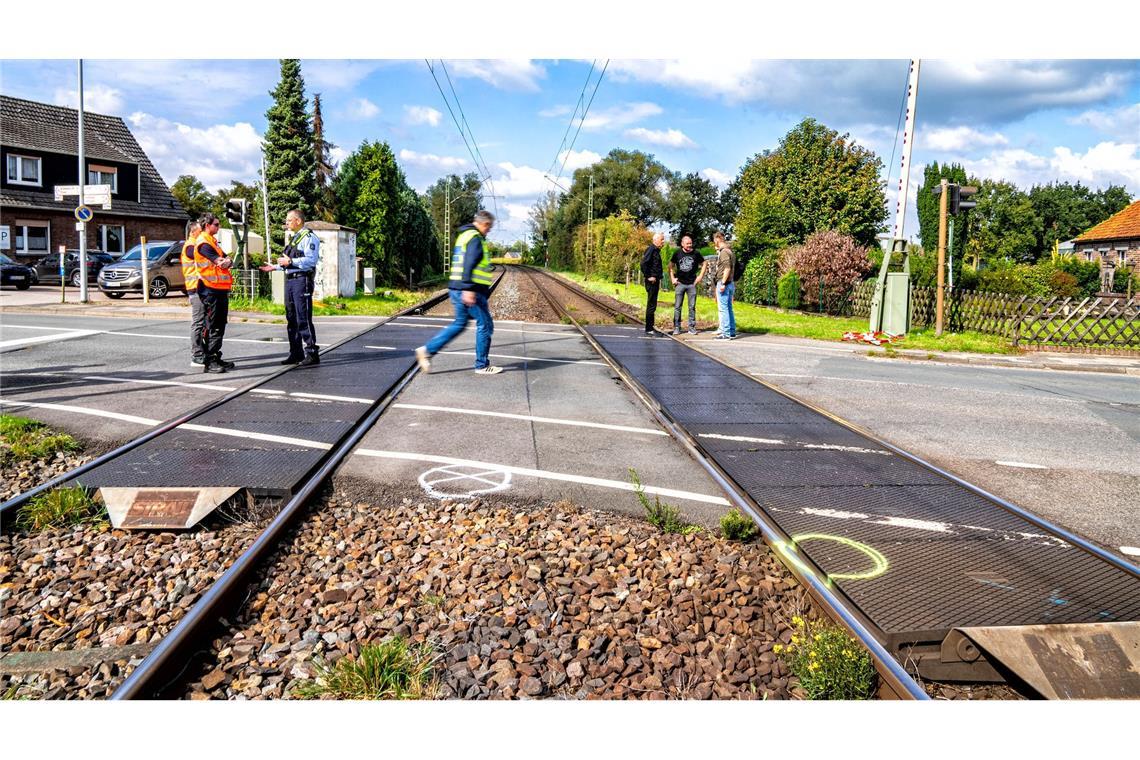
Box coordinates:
[521,265,929,699]
[0,288,451,526]
[111,272,504,699]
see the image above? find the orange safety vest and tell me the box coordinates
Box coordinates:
[180,234,200,290]
[194,231,232,291]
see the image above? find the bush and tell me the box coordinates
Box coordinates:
[736,252,779,304]
[629,468,698,535]
[977,263,1045,296]
[1055,257,1102,297]
[1113,265,1139,295]
[1049,269,1080,298]
[720,509,758,541]
[774,615,877,700]
[779,231,873,308]
[777,270,801,309]
[293,637,438,700]
[957,264,980,291]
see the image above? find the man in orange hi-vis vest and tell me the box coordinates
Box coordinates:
[180,220,207,367]
[193,214,235,374]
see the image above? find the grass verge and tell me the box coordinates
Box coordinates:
[237,287,437,317]
[0,415,81,465]
[17,485,104,533]
[293,637,439,700]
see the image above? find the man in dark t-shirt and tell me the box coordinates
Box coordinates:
[639,232,665,334]
[669,235,707,334]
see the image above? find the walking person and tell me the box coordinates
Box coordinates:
[415,210,502,375]
[193,214,235,374]
[277,209,321,366]
[179,220,207,367]
[669,235,707,335]
[712,231,737,340]
[640,232,665,335]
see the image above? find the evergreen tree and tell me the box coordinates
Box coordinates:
[333,140,403,281]
[263,59,317,248]
[916,161,969,269]
[312,93,338,222]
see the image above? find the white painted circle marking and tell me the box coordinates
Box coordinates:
[419,464,512,500]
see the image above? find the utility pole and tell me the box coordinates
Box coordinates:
[261,155,271,260]
[77,59,89,303]
[936,178,948,336]
[586,173,594,276]
[445,180,451,273]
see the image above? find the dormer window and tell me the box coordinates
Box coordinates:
[6,154,41,186]
[87,164,118,193]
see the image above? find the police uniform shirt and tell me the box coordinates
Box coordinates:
[282,228,320,272]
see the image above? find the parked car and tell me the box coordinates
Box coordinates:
[29,250,114,287]
[1,253,36,290]
[97,240,184,298]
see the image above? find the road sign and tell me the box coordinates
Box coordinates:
[54,183,112,209]
[0,225,9,250]
[75,205,95,222]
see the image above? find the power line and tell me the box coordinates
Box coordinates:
[552,59,608,187]
[424,59,499,222]
[545,59,597,180]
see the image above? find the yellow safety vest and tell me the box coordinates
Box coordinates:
[181,234,199,290]
[449,228,493,287]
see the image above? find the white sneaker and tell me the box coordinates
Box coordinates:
[415,346,431,373]
[474,365,503,375]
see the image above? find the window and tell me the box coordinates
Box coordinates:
[6,154,41,186]
[87,164,118,193]
[100,225,125,254]
[13,222,49,253]
[1084,250,1093,262]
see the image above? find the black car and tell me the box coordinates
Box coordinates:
[1,253,35,290]
[30,250,115,287]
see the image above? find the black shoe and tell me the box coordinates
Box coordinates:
[203,361,226,374]
[280,355,303,365]
[215,358,236,369]
[300,353,320,366]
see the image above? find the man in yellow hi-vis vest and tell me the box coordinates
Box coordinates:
[415,210,501,375]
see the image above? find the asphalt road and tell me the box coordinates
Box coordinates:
[689,333,1140,560]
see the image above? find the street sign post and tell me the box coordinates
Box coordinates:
[55,184,111,209]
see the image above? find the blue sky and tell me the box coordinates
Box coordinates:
[3,54,1137,244]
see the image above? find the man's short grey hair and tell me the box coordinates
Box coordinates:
[473,210,495,225]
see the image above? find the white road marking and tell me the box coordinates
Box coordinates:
[0,399,160,426]
[696,432,890,456]
[391,320,577,337]
[365,345,398,350]
[0,329,100,349]
[995,461,1049,470]
[753,372,1085,405]
[3,325,95,332]
[83,375,238,392]
[1121,546,1140,557]
[290,392,372,404]
[392,403,667,436]
[178,423,334,449]
[354,449,730,506]
[699,432,786,445]
[365,345,605,366]
[250,388,288,395]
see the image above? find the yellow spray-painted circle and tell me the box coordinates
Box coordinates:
[790,533,889,581]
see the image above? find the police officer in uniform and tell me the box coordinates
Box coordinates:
[415,210,501,375]
[277,209,321,366]
[180,220,206,367]
[193,214,235,373]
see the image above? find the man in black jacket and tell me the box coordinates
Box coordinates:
[639,232,665,335]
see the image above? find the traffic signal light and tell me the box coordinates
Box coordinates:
[949,185,977,215]
[224,198,248,225]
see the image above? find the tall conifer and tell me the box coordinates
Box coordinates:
[263,59,317,247]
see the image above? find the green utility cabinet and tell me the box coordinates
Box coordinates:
[869,239,911,335]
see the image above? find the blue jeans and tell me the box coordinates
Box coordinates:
[425,289,494,369]
[717,281,736,337]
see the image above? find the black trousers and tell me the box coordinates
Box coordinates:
[644,279,660,332]
[189,291,206,360]
[285,274,318,357]
[198,286,229,362]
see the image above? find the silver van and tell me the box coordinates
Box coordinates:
[97,240,184,298]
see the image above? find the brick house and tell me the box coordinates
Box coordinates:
[1072,200,1140,290]
[1,95,187,264]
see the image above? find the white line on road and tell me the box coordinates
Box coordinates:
[392,403,667,436]
[696,432,890,456]
[353,449,729,506]
[995,460,1049,470]
[1121,546,1140,557]
[753,372,1085,404]
[290,392,372,404]
[83,375,238,392]
[0,398,160,426]
[365,345,605,366]
[0,329,100,349]
[391,320,577,337]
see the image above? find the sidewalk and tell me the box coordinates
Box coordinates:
[0,290,283,323]
[679,331,1140,376]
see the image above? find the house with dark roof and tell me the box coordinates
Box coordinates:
[1,95,187,262]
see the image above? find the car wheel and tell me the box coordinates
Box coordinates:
[69,270,83,288]
[104,291,125,299]
[149,277,169,298]
[16,282,32,290]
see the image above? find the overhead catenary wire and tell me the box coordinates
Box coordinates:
[548,59,609,191]
[424,59,499,223]
[544,59,597,180]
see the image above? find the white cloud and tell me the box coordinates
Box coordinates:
[624,127,698,149]
[398,149,469,171]
[52,84,125,115]
[404,105,442,127]
[923,126,1009,152]
[329,146,349,165]
[1068,103,1140,142]
[581,102,662,130]
[127,112,262,190]
[490,162,550,198]
[556,149,601,172]
[954,141,1140,192]
[539,104,573,118]
[304,60,386,91]
[347,98,380,120]
[446,60,546,92]
[700,168,733,186]
[503,203,533,226]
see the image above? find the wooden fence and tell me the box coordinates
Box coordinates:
[844,281,1140,348]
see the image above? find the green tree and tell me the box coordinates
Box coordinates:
[424,172,483,261]
[572,210,652,281]
[916,161,969,262]
[1029,181,1132,256]
[333,140,404,281]
[734,118,887,257]
[666,172,723,245]
[263,59,317,248]
[170,175,213,221]
[312,93,338,222]
[212,179,266,240]
[966,179,1041,266]
[526,190,559,265]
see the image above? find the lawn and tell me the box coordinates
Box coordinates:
[235,287,441,318]
[556,271,1017,355]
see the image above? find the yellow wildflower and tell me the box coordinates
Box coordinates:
[792,615,803,626]
[809,662,819,671]
[773,644,783,654]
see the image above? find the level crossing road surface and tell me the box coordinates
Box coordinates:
[679,331,1140,561]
